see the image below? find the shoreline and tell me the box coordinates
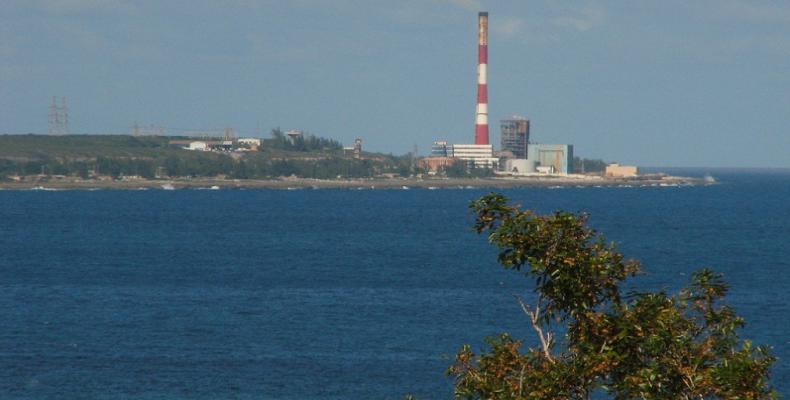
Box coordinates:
[0,175,711,190]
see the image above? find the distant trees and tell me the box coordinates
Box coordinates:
[447,193,776,399]
[0,154,413,180]
[0,133,419,181]
[573,157,607,173]
[443,161,494,178]
[267,128,343,152]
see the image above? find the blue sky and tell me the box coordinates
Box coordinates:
[1,0,789,167]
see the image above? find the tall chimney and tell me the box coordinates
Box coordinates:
[474,11,489,145]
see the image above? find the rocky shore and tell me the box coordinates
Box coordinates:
[0,174,711,190]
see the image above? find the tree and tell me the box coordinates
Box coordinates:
[573,157,608,174]
[447,193,775,399]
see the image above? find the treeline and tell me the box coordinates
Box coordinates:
[573,157,607,173]
[444,162,494,178]
[0,153,413,181]
[0,134,172,158]
[267,129,343,152]
[0,130,421,180]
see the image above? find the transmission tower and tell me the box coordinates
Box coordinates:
[48,96,69,135]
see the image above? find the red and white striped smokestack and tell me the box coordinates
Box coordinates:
[474,11,489,145]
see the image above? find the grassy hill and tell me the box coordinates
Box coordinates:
[0,134,412,180]
[0,134,179,159]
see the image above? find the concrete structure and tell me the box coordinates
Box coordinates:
[186,141,208,151]
[605,163,638,177]
[237,138,261,146]
[419,157,459,172]
[286,130,303,143]
[353,138,362,159]
[342,139,363,158]
[504,159,536,174]
[528,144,573,174]
[500,116,530,159]
[431,141,453,157]
[452,144,498,168]
[474,12,489,145]
[238,138,260,151]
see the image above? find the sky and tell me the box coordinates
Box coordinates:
[1,0,789,167]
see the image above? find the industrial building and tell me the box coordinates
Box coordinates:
[343,138,363,159]
[187,141,208,151]
[605,163,638,177]
[237,138,261,151]
[431,141,453,157]
[452,144,498,168]
[420,157,458,172]
[500,116,530,159]
[528,144,574,174]
[424,142,498,171]
[237,138,261,146]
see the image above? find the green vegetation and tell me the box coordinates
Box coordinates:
[267,128,343,152]
[444,161,495,178]
[447,193,775,399]
[0,134,174,159]
[0,131,414,180]
[573,157,607,173]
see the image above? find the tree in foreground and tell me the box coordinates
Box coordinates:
[447,193,775,399]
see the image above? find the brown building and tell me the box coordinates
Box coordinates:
[419,157,459,173]
[605,163,639,177]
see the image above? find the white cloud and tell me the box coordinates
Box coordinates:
[551,5,605,32]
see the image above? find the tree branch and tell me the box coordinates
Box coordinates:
[514,295,554,362]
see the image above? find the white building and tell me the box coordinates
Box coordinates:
[237,138,261,146]
[186,141,208,151]
[451,144,498,168]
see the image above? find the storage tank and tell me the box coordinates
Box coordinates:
[506,159,535,174]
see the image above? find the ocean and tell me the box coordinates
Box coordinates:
[1,169,788,399]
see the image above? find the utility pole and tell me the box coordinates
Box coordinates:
[412,144,418,175]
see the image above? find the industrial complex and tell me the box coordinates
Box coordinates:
[34,10,637,183]
[419,11,626,177]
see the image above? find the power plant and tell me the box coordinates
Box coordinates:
[421,11,577,175]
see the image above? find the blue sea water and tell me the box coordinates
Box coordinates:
[1,169,788,399]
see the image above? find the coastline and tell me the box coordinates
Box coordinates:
[0,174,711,190]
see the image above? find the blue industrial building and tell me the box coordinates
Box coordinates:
[527,144,574,174]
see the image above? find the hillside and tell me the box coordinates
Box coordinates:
[0,134,413,180]
[0,134,177,159]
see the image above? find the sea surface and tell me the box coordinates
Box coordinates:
[1,169,788,399]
